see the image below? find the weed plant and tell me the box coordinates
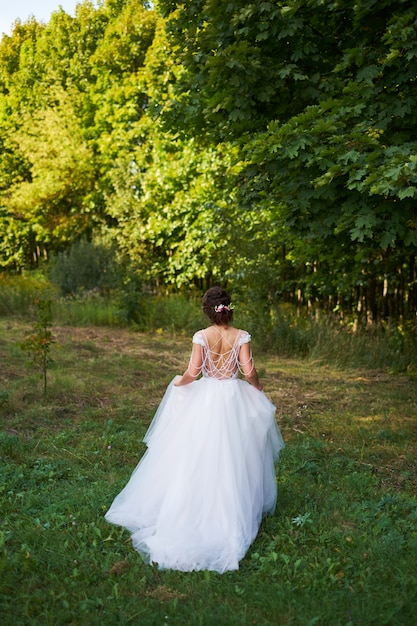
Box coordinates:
[1,320,416,625]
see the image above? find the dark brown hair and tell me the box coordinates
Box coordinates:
[202,286,233,325]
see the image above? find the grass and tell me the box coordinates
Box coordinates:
[1,318,417,625]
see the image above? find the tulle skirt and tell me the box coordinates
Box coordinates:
[105,376,284,573]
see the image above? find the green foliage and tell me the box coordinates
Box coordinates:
[53,293,121,327]
[20,298,54,396]
[157,0,417,322]
[1,93,98,265]
[0,1,156,269]
[105,130,237,286]
[1,0,417,326]
[116,291,204,332]
[49,237,118,296]
[0,271,56,316]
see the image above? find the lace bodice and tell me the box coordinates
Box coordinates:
[191,328,253,380]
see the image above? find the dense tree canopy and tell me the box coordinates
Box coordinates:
[0,0,416,322]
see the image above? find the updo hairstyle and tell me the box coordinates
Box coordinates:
[202,286,234,326]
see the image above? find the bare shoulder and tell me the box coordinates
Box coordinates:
[204,325,240,339]
[203,326,243,352]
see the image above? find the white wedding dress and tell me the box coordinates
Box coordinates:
[105,329,284,573]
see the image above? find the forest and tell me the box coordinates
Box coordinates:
[1,0,417,326]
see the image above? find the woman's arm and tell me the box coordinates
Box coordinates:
[239,341,263,391]
[174,343,203,386]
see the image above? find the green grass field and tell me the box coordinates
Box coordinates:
[1,319,417,625]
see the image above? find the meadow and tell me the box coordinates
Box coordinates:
[1,312,417,625]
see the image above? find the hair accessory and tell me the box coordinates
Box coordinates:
[214,303,234,313]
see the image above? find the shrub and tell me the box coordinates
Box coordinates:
[20,298,55,396]
[49,238,118,296]
[0,272,56,317]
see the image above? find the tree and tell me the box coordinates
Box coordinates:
[105,125,236,286]
[0,93,97,266]
[156,0,417,321]
[0,0,157,268]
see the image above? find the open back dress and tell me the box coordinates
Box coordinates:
[105,328,284,573]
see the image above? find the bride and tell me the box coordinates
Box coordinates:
[105,286,284,573]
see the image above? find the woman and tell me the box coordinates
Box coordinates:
[105,286,284,573]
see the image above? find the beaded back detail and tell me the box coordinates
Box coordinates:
[192,329,253,380]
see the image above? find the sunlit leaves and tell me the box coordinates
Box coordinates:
[1,93,96,256]
[0,0,416,321]
[105,129,237,286]
[0,1,157,267]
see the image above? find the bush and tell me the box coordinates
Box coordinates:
[49,238,118,296]
[0,272,56,317]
